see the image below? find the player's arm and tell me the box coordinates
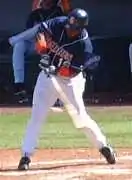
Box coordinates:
[35,17,66,54]
[35,17,57,54]
[83,30,100,70]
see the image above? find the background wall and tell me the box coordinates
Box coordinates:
[0,0,132,36]
[0,0,132,104]
[0,0,32,34]
[72,0,132,37]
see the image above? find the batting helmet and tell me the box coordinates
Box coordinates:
[66,8,89,30]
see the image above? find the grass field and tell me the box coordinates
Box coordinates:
[0,106,132,149]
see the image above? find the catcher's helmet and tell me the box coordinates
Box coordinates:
[66,8,89,30]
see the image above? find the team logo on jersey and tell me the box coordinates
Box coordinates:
[44,31,73,61]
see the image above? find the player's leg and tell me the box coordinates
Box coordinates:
[12,40,34,104]
[9,25,41,104]
[12,41,26,93]
[18,71,58,170]
[9,24,40,46]
[55,73,115,164]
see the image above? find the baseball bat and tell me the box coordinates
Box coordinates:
[51,76,82,128]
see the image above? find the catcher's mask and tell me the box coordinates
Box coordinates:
[65,8,89,37]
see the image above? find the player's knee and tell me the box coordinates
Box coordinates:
[13,41,27,56]
[14,41,25,49]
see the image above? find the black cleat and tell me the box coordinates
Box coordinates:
[14,90,29,104]
[100,146,116,164]
[14,83,29,104]
[18,156,31,170]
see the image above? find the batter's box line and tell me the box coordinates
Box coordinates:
[0,158,105,171]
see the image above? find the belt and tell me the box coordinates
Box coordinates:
[40,64,82,79]
[57,66,78,78]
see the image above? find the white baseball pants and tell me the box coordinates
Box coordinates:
[22,71,107,156]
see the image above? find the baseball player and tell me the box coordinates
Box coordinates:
[14,8,116,170]
[9,0,69,103]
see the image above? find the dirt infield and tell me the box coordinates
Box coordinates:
[0,148,132,180]
[0,107,132,179]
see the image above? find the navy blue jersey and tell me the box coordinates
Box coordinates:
[41,16,93,71]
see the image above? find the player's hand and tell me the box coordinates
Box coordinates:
[62,60,71,67]
[39,54,50,70]
[84,54,100,70]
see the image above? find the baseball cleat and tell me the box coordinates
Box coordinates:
[18,156,31,170]
[100,146,116,164]
[14,90,29,104]
[14,83,29,104]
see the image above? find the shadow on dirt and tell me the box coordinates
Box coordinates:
[0,161,108,172]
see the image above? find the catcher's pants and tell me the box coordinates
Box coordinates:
[22,71,107,156]
[9,25,40,84]
[12,41,36,83]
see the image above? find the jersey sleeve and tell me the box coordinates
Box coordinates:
[41,16,67,35]
[83,30,100,70]
[41,19,57,35]
[83,30,93,54]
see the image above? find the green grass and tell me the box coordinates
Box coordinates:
[0,106,132,148]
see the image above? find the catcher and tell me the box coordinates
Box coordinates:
[9,0,71,103]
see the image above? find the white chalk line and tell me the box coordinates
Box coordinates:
[0,155,132,177]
